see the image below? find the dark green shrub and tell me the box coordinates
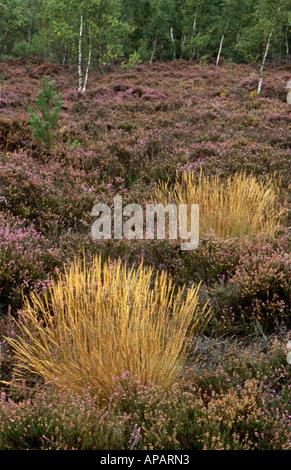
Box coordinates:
[29,76,63,150]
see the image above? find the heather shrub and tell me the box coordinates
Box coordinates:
[0,58,290,450]
[194,338,290,449]
[0,215,61,312]
[173,337,290,450]
[1,338,289,450]
[0,316,17,384]
[106,127,178,183]
[192,378,290,450]
[223,250,290,328]
[182,230,241,285]
[0,386,131,450]
[7,256,211,401]
[189,230,289,281]
[0,152,97,233]
[178,231,290,332]
[208,247,290,332]
[109,374,191,450]
[193,336,289,395]
[0,117,30,152]
[0,155,55,225]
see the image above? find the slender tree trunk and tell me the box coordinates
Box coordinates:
[258,3,281,94]
[216,20,229,66]
[82,27,92,94]
[286,25,290,63]
[231,29,241,62]
[189,8,198,62]
[180,33,186,59]
[3,31,7,55]
[98,38,104,73]
[78,14,83,92]
[191,9,198,41]
[63,41,68,65]
[150,32,158,66]
[28,20,32,45]
[170,27,176,59]
[257,30,273,94]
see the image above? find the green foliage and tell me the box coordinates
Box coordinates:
[0,0,290,67]
[121,51,141,71]
[237,0,290,63]
[29,76,63,149]
[66,138,82,150]
[12,40,38,57]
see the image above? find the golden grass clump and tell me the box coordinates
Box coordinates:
[156,171,285,239]
[7,256,211,402]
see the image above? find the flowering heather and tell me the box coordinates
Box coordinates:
[0,338,289,450]
[0,214,60,310]
[0,58,290,449]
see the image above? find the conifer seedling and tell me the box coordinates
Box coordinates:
[29,76,63,151]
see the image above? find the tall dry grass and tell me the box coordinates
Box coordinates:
[156,171,285,239]
[7,256,211,402]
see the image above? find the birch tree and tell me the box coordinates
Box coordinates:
[148,0,177,65]
[214,0,253,65]
[237,0,288,94]
[257,0,282,93]
[77,12,92,93]
[78,14,83,92]
[0,0,25,55]
[45,0,132,92]
[0,0,290,66]
[216,19,229,65]
[184,0,225,62]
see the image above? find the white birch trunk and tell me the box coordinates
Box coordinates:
[191,9,198,42]
[190,8,198,62]
[180,33,186,58]
[258,3,282,94]
[150,33,158,66]
[63,42,68,65]
[28,20,32,45]
[216,20,229,66]
[286,25,290,63]
[78,14,83,92]
[231,29,241,62]
[170,27,176,59]
[82,27,92,94]
[257,30,273,94]
[3,31,7,55]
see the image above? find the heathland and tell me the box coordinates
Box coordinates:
[0,57,290,450]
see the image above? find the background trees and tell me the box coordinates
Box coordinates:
[0,0,290,77]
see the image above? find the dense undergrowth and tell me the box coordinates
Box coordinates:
[0,57,290,450]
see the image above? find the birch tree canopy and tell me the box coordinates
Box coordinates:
[0,0,290,92]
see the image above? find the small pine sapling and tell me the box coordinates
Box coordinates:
[29,76,63,151]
